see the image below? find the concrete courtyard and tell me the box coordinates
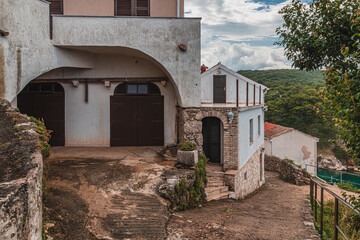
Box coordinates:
[44,147,319,240]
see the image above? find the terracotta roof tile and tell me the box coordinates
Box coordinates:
[264,122,293,139]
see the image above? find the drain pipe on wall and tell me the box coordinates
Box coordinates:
[177,0,180,17]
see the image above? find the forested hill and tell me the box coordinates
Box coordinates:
[238,69,334,146]
[238,69,325,89]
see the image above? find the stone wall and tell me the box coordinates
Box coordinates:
[232,145,265,199]
[265,155,309,185]
[179,107,239,170]
[0,99,43,239]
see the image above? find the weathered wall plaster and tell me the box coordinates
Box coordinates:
[265,129,318,175]
[0,100,43,239]
[61,81,176,147]
[52,16,201,107]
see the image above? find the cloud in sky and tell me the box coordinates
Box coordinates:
[185,0,295,70]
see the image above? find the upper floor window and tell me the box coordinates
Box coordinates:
[115,0,150,16]
[258,115,261,136]
[250,118,254,144]
[213,75,226,103]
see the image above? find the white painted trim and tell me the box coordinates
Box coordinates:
[177,0,180,17]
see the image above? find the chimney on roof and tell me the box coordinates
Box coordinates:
[201,64,208,74]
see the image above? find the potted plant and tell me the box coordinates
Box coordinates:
[177,142,198,166]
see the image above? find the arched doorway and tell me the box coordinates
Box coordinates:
[202,117,223,163]
[17,82,65,146]
[110,83,164,146]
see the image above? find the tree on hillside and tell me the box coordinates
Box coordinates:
[276,0,360,164]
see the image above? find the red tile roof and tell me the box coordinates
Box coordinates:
[264,122,293,139]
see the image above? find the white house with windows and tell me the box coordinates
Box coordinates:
[1,0,268,200]
[187,63,269,199]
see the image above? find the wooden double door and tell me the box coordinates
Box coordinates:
[17,83,65,146]
[110,95,164,146]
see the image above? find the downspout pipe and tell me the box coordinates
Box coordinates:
[177,0,180,17]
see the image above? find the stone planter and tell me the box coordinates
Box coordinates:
[177,150,198,166]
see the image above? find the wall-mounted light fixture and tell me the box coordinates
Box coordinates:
[161,80,167,86]
[72,80,80,87]
[227,111,234,124]
[104,81,110,87]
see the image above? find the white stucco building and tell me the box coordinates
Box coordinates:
[264,122,319,175]
[1,1,268,200]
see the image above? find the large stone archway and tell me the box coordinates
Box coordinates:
[179,107,239,170]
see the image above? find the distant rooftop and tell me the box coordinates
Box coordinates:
[264,122,293,139]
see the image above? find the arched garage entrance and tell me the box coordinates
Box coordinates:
[110,83,164,146]
[17,82,65,146]
[202,117,223,163]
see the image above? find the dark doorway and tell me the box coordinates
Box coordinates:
[17,82,65,146]
[202,117,222,163]
[110,83,164,146]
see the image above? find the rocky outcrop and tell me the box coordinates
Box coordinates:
[265,155,309,185]
[317,155,347,171]
[0,99,43,239]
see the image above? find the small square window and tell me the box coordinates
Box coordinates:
[127,84,137,94]
[138,84,148,94]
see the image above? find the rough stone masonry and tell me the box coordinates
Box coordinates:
[0,99,43,239]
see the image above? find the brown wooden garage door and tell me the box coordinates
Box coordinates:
[110,95,164,146]
[17,83,65,146]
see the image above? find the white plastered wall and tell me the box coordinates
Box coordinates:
[201,66,265,107]
[269,130,318,174]
[62,81,176,147]
[238,107,265,168]
[36,54,176,147]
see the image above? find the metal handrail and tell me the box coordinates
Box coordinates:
[310,178,360,240]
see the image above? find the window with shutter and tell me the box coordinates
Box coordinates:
[48,0,63,15]
[213,75,226,103]
[136,0,149,16]
[115,0,149,16]
[48,0,63,39]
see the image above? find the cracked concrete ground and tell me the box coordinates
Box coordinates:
[44,148,319,240]
[44,147,175,240]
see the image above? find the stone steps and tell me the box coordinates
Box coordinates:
[205,186,229,195]
[207,178,225,187]
[205,164,223,172]
[206,164,234,201]
[207,191,234,201]
[206,171,225,178]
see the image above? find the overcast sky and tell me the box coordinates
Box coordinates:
[185,0,311,71]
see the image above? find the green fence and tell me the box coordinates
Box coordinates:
[317,167,360,189]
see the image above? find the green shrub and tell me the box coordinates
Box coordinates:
[332,145,350,163]
[312,196,360,239]
[168,154,208,211]
[336,182,360,194]
[29,116,51,159]
[178,142,197,151]
[285,158,302,168]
